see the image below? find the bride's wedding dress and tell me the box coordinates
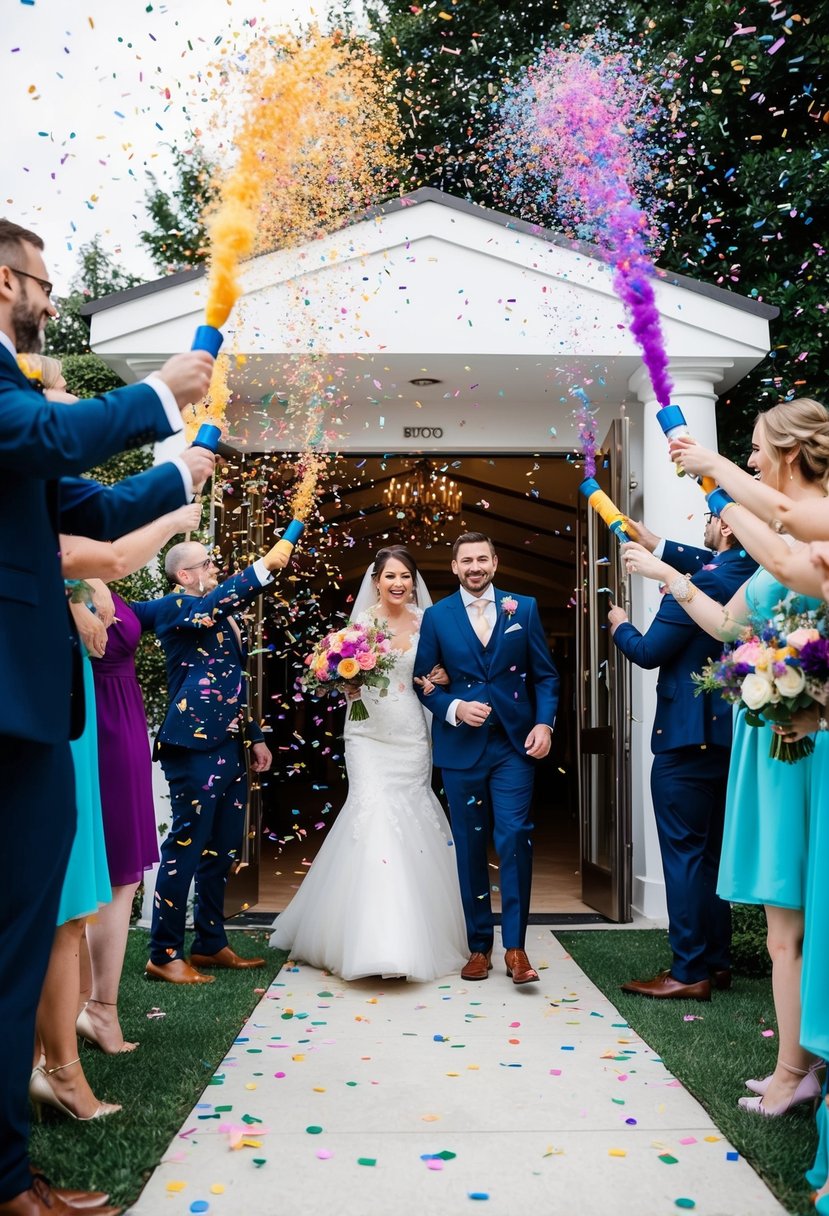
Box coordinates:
[270,621,468,982]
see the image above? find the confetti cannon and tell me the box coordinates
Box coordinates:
[656,405,734,515]
[191,325,224,357]
[579,477,631,540]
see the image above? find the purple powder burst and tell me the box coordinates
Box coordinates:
[489,36,674,409]
[570,385,598,478]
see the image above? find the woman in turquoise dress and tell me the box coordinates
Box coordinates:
[622,397,829,1119]
[29,592,121,1121]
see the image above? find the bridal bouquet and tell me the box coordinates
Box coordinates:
[300,619,395,721]
[693,606,829,762]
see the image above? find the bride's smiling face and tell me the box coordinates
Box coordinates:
[375,558,414,610]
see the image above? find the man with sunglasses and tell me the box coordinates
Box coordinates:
[131,539,292,984]
[0,218,215,1216]
[607,510,757,1001]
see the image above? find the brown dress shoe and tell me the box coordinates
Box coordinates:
[504,948,540,984]
[0,1177,120,1215]
[461,951,492,981]
[620,969,711,1001]
[189,946,265,970]
[711,968,732,991]
[30,1175,110,1210]
[145,959,215,984]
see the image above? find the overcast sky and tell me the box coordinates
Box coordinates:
[5,0,362,292]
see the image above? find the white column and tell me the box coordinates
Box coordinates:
[626,361,732,920]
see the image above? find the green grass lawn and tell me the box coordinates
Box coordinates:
[30,929,288,1210]
[557,929,821,1216]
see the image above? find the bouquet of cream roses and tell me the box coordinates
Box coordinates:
[300,618,395,721]
[693,606,829,762]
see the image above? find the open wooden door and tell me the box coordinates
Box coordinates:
[575,418,632,922]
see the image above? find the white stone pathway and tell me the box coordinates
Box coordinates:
[128,927,787,1216]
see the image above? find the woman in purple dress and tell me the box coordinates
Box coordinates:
[73,505,202,1057]
[79,593,164,1053]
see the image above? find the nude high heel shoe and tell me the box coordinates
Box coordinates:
[738,1061,823,1117]
[77,1001,139,1054]
[29,1059,122,1121]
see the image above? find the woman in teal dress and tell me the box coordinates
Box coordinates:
[29,593,121,1121]
[622,397,829,1119]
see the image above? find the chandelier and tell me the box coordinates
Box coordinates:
[384,458,463,544]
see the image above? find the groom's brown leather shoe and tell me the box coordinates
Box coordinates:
[189,946,265,970]
[620,969,711,1001]
[504,949,539,984]
[145,959,215,984]
[461,951,492,981]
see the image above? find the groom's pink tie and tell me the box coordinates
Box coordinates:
[471,599,492,646]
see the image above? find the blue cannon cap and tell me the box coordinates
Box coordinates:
[191,325,224,357]
[282,518,305,545]
[706,486,735,517]
[578,476,602,498]
[656,404,688,435]
[192,423,222,452]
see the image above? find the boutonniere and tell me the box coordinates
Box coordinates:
[500,596,518,618]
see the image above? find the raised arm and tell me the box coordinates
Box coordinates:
[60,503,203,582]
[670,437,795,528]
[619,541,752,641]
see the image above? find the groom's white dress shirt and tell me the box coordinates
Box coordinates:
[446,588,496,726]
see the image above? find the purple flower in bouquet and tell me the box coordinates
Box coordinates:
[800,637,829,678]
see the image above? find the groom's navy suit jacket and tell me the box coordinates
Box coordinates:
[0,343,186,744]
[131,566,271,753]
[612,541,758,753]
[414,588,559,769]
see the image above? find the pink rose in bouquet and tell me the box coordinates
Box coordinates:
[299,617,395,721]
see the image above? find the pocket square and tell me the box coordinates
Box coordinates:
[504,622,523,633]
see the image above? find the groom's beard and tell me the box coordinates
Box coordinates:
[457,570,495,595]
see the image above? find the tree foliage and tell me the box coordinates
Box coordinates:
[367,0,829,462]
[139,141,217,274]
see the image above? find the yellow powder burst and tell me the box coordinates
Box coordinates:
[182,352,231,442]
[203,27,401,331]
[290,450,326,522]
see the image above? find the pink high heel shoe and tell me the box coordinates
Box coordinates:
[738,1064,823,1117]
[745,1059,824,1097]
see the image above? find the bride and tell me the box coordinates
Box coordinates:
[270,546,468,982]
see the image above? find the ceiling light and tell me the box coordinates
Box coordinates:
[409,377,442,386]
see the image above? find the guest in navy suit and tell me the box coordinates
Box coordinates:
[414,532,560,985]
[133,539,291,984]
[609,511,757,1001]
[0,218,214,1216]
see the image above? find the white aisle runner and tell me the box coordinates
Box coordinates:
[128,928,786,1216]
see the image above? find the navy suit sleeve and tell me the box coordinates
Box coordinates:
[129,598,161,633]
[662,539,711,574]
[413,606,454,717]
[0,357,177,477]
[59,463,186,541]
[612,565,731,670]
[526,597,559,725]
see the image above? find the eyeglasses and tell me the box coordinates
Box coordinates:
[703,511,715,524]
[7,266,54,298]
[183,557,217,572]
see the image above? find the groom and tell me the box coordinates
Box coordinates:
[414,533,559,984]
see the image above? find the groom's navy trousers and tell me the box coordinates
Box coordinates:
[441,730,537,951]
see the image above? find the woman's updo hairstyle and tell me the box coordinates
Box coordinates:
[757,398,829,487]
[371,545,420,603]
